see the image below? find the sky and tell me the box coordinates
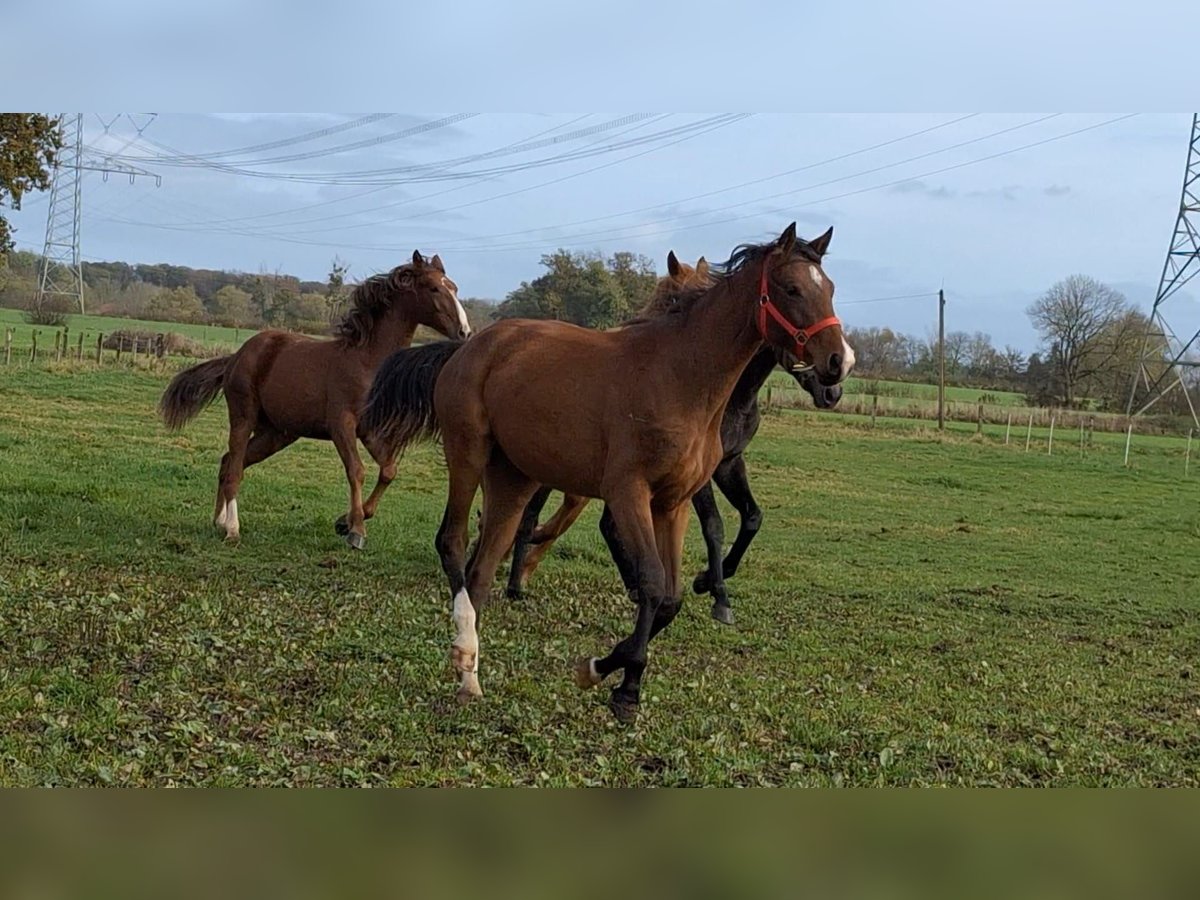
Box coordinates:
[8,112,1199,352]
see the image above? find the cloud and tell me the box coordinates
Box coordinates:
[889,179,956,199]
[1043,184,1072,197]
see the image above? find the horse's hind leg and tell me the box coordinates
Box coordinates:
[506,485,552,600]
[436,433,488,702]
[689,481,733,624]
[215,423,296,541]
[214,405,254,541]
[517,493,590,589]
[456,454,539,700]
[711,455,762,582]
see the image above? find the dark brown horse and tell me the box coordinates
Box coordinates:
[159,251,470,548]
[507,264,846,624]
[363,223,852,723]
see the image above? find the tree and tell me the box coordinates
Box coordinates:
[607,251,657,307]
[146,285,205,323]
[211,285,254,328]
[460,297,497,332]
[495,249,646,328]
[326,256,349,322]
[1027,275,1128,406]
[0,114,62,255]
[283,292,328,332]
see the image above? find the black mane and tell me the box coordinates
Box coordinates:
[712,237,822,278]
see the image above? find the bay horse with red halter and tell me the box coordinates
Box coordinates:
[159,251,470,548]
[363,223,851,723]
[507,256,846,623]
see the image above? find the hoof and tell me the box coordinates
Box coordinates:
[608,690,639,724]
[692,571,710,594]
[345,532,366,551]
[334,515,350,536]
[574,657,603,689]
[456,684,483,704]
[223,532,241,544]
[711,602,735,626]
[505,584,523,602]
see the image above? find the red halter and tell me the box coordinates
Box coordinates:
[757,261,841,361]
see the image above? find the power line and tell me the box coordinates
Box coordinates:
[256,115,743,239]
[424,114,981,249]
[114,113,478,173]
[87,116,749,244]
[439,114,1066,253]
[840,292,938,305]
[130,114,601,230]
[442,114,1137,255]
[127,113,397,161]
[110,114,742,186]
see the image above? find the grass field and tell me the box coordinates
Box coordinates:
[1,365,1198,786]
[0,307,254,357]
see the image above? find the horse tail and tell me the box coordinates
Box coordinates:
[159,355,234,431]
[363,340,464,454]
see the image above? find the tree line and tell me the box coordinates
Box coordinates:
[3,241,1195,415]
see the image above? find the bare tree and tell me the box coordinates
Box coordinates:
[1027,275,1128,406]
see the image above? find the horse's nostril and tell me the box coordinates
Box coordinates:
[829,352,843,373]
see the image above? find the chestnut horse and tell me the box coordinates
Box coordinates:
[363,223,852,723]
[159,251,470,548]
[508,263,845,625]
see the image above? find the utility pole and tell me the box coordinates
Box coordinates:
[937,288,946,431]
[35,114,160,316]
[1127,113,1200,429]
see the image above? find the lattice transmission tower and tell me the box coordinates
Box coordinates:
[35,113,160,315]
[1127,113,1200,427]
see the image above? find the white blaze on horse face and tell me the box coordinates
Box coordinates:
[809,265,824,288]
[441,277,471,338]
[841,336,857,375]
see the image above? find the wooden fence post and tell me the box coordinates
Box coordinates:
[1024,412,1033,452]
[115,336,122,364]
[1079,418,1085,456]
[1047,415,1056,455]
[871,394,878,428]
[76,330,84,361]
[30,330,37,363]
[1124,423,1133,468]
[976,402,983,435]
[96,333,103,363]
[53,330,61,362]
[3,328,10,366]
[132,336,138,363]
[1005,411,1012,445]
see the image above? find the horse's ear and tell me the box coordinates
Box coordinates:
[412,250,425,268]
[430,254,446,273]
[776,222,797,256]
[696,256,709,278]
[667,250,681,278]
[809,226,834,258]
